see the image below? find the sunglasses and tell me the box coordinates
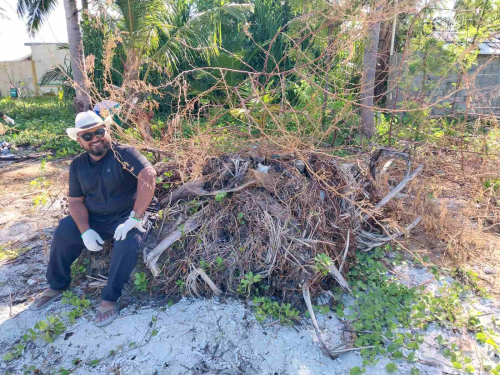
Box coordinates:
[80,128,106,142]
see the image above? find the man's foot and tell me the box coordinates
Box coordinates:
[30,289,64,311]
[94,300,119,327]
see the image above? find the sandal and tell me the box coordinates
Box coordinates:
[94,301,120,327]
[30,289,64,311]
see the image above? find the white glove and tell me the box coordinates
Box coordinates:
[114,217,146,241]
[81,229,104,252]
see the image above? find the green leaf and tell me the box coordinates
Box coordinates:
[151,329,158,336]
[350,367,362,375]
[386,363,397,373]
[465,365,475,373]
[410,369,420,375]
[90,359,100,366]
[476,332,486,340]
[393,351,404,360]
[407,351,416,363]
[452,362,462,369]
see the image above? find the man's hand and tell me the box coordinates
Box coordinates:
[82,229,105,251]
[114,217,146,241]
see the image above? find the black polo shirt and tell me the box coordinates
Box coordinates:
[68,143,151,224]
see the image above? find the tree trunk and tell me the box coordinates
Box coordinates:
[374,21,392,104]
[63,0,91,112]
[360,18,381,139]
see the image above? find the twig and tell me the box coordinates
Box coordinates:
[339,231,350,273]
[362,164,424,221]
[302,285,332,357]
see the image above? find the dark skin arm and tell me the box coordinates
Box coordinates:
[68,196,90,234]
[132,166,157,217]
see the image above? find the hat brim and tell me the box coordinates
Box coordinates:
[67,115,112,141]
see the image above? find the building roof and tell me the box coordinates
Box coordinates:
[15,53,32,61]
[433,32,500,55]
[24,42,68,46]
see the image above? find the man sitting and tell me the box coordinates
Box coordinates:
[31,111,157,327]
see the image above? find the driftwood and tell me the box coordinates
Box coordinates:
[302,285,331,357]
[186,267,222,297]
[146,210,205,276]
[0,152,51,163]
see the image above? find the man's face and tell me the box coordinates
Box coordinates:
[77,125,111,157]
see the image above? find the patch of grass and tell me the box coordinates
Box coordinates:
[0,97,80,157]
[0,245,30,261]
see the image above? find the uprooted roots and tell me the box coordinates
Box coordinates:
[145,148,422,302]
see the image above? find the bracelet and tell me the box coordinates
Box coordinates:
[131,217,142,222]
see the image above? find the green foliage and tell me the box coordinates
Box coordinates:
[175,279,185,291]
[346,245,497,374]
[0,97,79,156]
[252,296,300,325]
[0,245,29,261]
[134,272,148,292]
[237,272,262,296]
[2,343,24,362]
[34,315,65,343]
[215,192,228,202]
[61,291,91,324]
[314,253,332,275]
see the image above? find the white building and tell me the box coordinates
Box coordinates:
[0,43,68,97]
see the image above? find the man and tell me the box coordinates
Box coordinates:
[31,111,157,327]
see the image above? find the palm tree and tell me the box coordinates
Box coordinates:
[113,0,253,88]
[17,0,91,111]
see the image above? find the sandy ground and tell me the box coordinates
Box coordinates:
[1,159,499,375]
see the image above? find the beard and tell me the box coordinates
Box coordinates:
[84,138,111,157]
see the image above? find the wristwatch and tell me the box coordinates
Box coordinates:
[130,211,144,221]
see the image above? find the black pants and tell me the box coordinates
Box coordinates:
[46,215,146,302]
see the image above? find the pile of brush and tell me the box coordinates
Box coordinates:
[145,148,422,298]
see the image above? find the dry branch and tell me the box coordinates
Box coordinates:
[146,209,205,276]
[362,164,424,221]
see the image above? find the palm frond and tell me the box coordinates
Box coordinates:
[152,3,254,69]
[114,0,166,48]
[0,6,11,21]
[39,64,70,85]
[17,0,58,36]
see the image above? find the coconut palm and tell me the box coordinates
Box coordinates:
[0,6,11,21]
[17,0,91,111]
[112,0,253,89]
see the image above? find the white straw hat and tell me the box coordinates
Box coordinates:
[66,111,112,141]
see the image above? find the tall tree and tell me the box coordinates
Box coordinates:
[360,14,381,139]
[17,0,91,111]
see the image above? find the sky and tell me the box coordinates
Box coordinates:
[0,0,69,61]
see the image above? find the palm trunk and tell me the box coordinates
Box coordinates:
[360,17,381,139]
[63,0,91,112]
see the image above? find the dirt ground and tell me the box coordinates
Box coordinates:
[1,158,499,375]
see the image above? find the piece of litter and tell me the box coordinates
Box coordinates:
[27,279,36,285]
[257,163,270,173]
[484,267,496,275]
